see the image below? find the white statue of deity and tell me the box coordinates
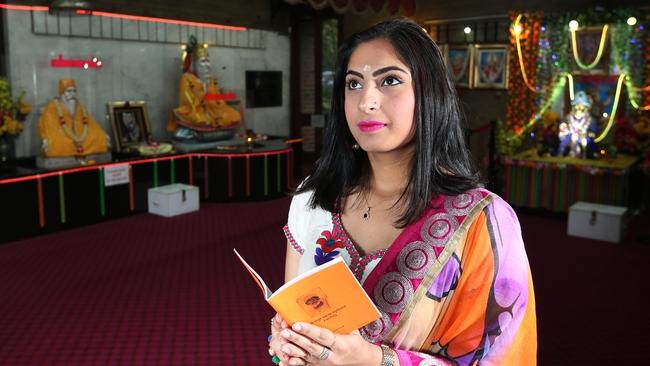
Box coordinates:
[558,91,594,158]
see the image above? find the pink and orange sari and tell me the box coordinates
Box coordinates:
[285,188,536,365]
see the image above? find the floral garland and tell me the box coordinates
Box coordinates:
[506,12,542,130]
[501,12,542,154]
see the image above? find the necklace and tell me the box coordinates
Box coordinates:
[54,98,89,154]
[362,205,371,221]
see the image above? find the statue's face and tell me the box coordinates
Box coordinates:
[573,103,588,116]
[197,56,211,77]
[61,86,77,102]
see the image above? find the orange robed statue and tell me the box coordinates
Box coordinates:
[38,79,109,157]
[169,36,240,141]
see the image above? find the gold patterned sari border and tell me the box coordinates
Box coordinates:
[386,193,494,342]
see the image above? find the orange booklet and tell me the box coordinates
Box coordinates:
[234,249,380,334]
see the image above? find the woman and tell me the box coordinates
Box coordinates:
[270,19,536,366]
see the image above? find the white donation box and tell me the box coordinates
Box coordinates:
[148,184,199,217]
[568,202,627,243]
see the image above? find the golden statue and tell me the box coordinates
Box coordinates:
[168,36,241,140]
[38,79,109,157]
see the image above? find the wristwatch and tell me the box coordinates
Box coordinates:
[380,344,396,366]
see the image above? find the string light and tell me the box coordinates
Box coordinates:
[594,73,626,143]
[463,27,472,34]
[571,24,609,69]
[627,17,637,26]
[506,73,568,141]
[513,14,540,93]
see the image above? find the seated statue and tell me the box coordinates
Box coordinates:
[558,91,595,159]
[38,79,109,157]
[168,36,241,141]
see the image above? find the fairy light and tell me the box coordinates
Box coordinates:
[627,17,637,26]
[513,14,540,93]
[506,73,568,141]
[463,27,472,34]
[569,20,579,31]
[625,76,650,110]
[594,73,626,143]
[628,93,650,110]
[571,24,609,70]
[566,73,575,101]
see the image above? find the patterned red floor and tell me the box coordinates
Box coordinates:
[1,197,649,365]
[0,198,290,365]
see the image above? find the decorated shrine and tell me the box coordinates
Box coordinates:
[498,9,649,211]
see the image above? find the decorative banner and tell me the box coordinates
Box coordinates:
[203,92,237,101]
[104,164,130,187]
[50,54,103,69]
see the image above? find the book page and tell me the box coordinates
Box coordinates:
[233,249,273,300]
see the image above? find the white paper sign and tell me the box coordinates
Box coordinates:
[104,164,130,187]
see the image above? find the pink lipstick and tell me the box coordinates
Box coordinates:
[357,120,387,133]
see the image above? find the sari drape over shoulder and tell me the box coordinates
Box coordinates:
[284,188,536,366]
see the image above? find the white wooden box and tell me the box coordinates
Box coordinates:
[567,202,627,243]
[148,184,199,217]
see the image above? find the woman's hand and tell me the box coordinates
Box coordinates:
[278,322,383,366]
[270,313,291,363]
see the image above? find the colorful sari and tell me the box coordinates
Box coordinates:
[284,188,536,365]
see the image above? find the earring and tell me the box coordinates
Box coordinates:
[352,143,360,150]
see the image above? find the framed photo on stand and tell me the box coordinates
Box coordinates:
[445,45,474,88]
[473,44,509,89]
[108,101,151,153]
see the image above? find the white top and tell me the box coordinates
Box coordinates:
[284,190,385,284]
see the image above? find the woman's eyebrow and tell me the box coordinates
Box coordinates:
[345,66,408,78]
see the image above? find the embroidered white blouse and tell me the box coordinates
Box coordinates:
[283,190,386,284]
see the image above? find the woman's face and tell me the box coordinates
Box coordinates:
[344,38,415,153]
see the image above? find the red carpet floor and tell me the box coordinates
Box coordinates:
[0,197,648,365]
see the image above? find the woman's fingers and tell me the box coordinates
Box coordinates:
[290,322,336,351]
[280,342,310,362]
[281,326,327,358]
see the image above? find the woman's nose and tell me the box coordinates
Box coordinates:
[359,90,379,113]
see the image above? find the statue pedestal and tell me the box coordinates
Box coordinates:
[36,152,112,170]
[173,138,258,153]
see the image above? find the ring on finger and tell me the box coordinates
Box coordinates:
[318,346,331,361]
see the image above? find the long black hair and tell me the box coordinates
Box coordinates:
[297,19,480,227]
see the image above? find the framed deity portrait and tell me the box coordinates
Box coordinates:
[473,44,509,89]
[569,27,610,75]
[445,45,474,88]
[108,101,151,152]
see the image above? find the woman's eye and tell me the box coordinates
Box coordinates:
[382,76,402,86]
[347,80,362,90]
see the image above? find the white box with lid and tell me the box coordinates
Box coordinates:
[148,184,199,217]
[567,202,628,243]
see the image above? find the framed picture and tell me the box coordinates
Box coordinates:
[569,27,610,75]
[473,44,509,89]
[108,101,151,152]
[445,45,474,88]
